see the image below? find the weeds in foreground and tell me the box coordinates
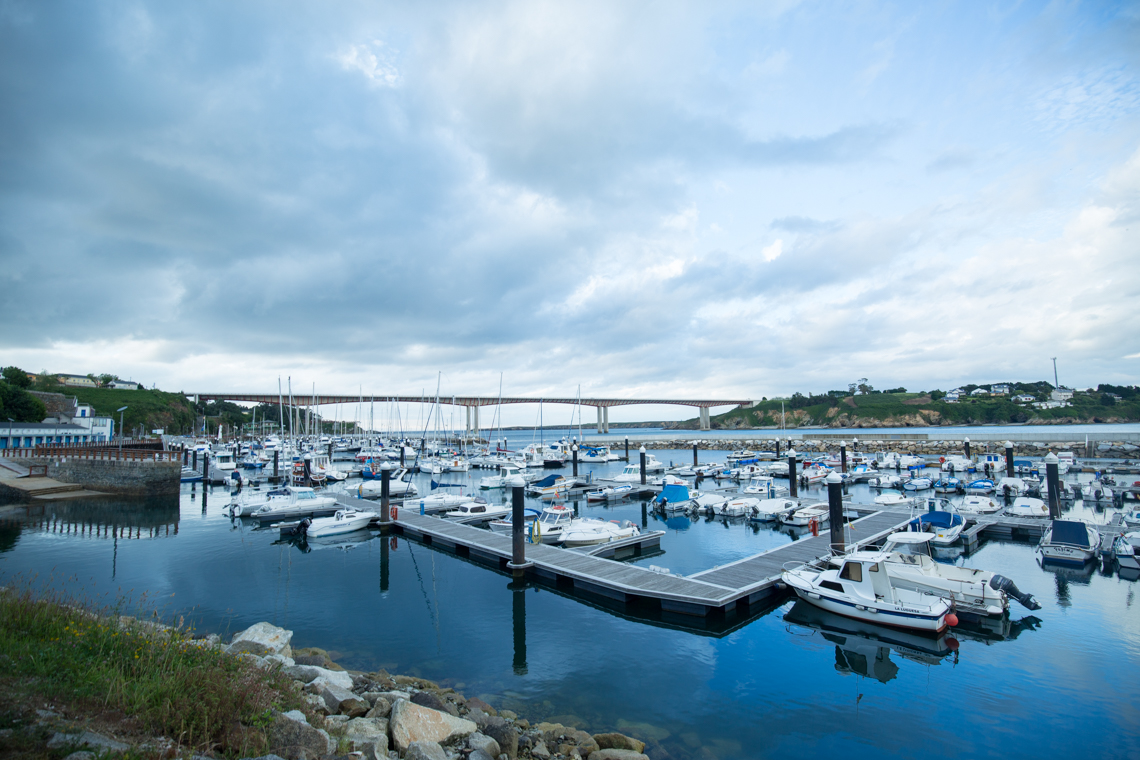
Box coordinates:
[0,585,309,758]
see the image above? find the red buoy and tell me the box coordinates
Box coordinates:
[945,613,959,627]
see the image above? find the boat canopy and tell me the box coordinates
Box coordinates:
[532,474,562,488]
[1051,520,1092,548]
[910,511,963,529]
[655,483,690,504]
[886,531,936,544]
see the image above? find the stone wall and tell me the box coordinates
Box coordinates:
[25,457,180,496]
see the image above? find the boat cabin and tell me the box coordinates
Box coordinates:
[818,554,894,602]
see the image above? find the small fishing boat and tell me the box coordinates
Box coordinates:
[586,484,634,502]
[356,469,418,499]
[530,505,576,544]
[654,483,695,513]
[994,477,1027,497]
[717,497,759,517]
[1037,520,1101,565]
[479,464,531,489]
[559,519,640,547]
[304,508,376,538]
[940,456,974,472]
[1006,497,1049,518]
[487,508,542,535]
[843,464,878,483]
[742,475,787,498]
[750,498,800,522]
[693,493,729,514]
[229,485,336,517]
[964,479,995,495]
[907,503,965,545]
[868,474,902,489]
[874,492,912,507]
[1113,535,1140,571]
[799,465,832,484]
[781,503,829,527]
[443,502,511,521]
[959,495,1002,514]
[932,477,962,494]
[527,475,579,498]
[180,466,203,483]
[248,488,341,524]
[902,476,933,491]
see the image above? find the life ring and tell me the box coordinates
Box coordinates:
[391,506,398,519]
[940,457,945,463]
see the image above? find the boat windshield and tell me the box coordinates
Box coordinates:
[296,492,314,500]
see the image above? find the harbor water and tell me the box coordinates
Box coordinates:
[1,448,1138,759]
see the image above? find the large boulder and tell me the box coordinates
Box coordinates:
[365,696,392,719]
[389,699,477,754]
[404,741,448,760]
[484,722,518,760]
[588,751,649,760]
[344,717,389,760]
[593,733,646,753]
[267,710,334,760]
[228,622,293,659]
[411,691,459,717]
[285,664,354,690]
[311,682,369,717]
[466,697,496,715]
[468,732,500,757]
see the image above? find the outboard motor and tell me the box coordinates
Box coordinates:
[991,574,1041,611]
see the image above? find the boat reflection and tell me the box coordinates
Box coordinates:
[784,601,957,683]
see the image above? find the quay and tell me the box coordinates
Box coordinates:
[336,491,911,616]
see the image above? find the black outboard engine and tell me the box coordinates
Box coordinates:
[991,574,1041,611]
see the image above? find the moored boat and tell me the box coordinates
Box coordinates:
[1037,520,1100,565]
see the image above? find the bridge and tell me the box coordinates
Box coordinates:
[189,393,754,432]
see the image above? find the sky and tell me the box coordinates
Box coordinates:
[1,1,1138,426]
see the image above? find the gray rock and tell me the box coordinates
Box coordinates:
[389,699,477,754]
[303,692,329,715]
[315,682,370,717]
[324,715,351,728]
[370,690,412,704]
[47,731,129,752]
[268,711,335,760]
[238,756,289,760]
[484,723,518,760]
[292,666,355,690]
[592,733,646,753]
[365,697,392,719]
[35,709,60,720]
[264,653,296,668]
[587,751,649,760]
[466,697,496,716]
[531,740,551,760]
[345,717,389,745]
[227,622,294,658]
[469,750,495,760]
[411,690,459,717]
[469,732,501,758]
[404,741,448,760]
[62,753,95,760]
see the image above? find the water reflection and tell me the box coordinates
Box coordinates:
[511,579,528,675]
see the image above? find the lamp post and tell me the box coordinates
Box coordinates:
[117,406,128,455]
[7,418,13,451]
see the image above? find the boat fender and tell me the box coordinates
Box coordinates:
[392,506,398,519]
[945,613,959,627]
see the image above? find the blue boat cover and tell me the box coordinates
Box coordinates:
[532,474,560,488]
[910,511,963,529]
[431,479,465,489]
[655,483,690,504]
[1051,520,1091,548]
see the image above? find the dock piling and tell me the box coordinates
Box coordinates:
[840,441,847,473]
[964,437,971,460]
[380,462,392,529]
[639,446,647,486]
[1045,452,1061,518]
[693,443,698,467]
[572,444,578,477]
[788,449,798,498]
[827,473,845,554]
[508,476,529,577]
[1005,441,1015,478]
[273,450,279,482]
[624,437,629,462]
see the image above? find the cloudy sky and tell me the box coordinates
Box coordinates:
[1,1,1138,425]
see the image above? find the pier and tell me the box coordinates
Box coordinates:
[336,491,911,616]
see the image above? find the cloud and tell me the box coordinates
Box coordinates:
[761,239,783,262]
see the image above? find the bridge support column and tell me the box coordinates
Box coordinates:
[597,406,604,434]
[473,405,479,438]
[699,407,711,431]
[603,406,610,433]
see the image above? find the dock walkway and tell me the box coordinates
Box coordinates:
[336,491,910,616]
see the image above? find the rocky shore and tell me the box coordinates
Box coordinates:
[8,620,654,760]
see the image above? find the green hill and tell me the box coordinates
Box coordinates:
[45,385,196,435]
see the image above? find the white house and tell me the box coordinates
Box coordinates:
[970,388,990,397]
[991,384,1011,395]
[1051,388,1074,402]
[107,380,140,390]
[1,422,102,449]
[1012,394,1036,403]
[56,373,97,388]
[944,389,962,403]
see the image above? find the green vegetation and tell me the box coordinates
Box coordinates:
[0,586,310,758]
[685,382,1140,429]
[1,366,47,423]
[63,387,196,436]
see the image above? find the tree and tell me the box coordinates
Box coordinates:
[2,366,31,389]
[98,373,118,386]
[1100,393,1117,406]
[0,381,47,422]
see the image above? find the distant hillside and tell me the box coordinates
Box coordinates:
[46,385,196,435]
[670,388,1140,429]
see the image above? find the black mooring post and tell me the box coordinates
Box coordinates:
[1005,441,1015,478]
[510,478,526,576]
[273,449,279,482]
[380,463,391,527]
[775,439,781,459]
[203,455,209,482]
[1045,452,1061,518]
[183,448,188,466]
[639,446,647,486]
[193,450,198,470]
[788,449,798,498]
[827,473,845,554]
[572,446,578,477]
[964,437,971,460]
[400,446,405,467]
[693,443,698,467]
[328,442,333,461]
[624,437,629,462]
[840,441,848,473]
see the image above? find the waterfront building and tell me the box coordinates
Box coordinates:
[0,421,106,449]
[1051,387,1074,402]
[55,373,98,388]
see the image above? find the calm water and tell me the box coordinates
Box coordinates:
[2,451,1139,760]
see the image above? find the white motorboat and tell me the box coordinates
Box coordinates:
[527,475,579,498]
[230,486,337,518]
[1006,497,1049,518]
[578,446,611,464]
[530,505,577,544]
[559,519,640,547]
[407,493,479,513]
[906,503,965,545]
[843,464,878,482]
[781,503,830,527]
[693,493,729,514]
[1125,511,1140,528]
[932,477,962,494]
[743,475,787,498]
[940,455,974,472]
[902,477,933,491]
[782,546,957,633]
[487,508,541,535]
[444,502,511,521]
[356,469,418,499]
[750,498,800,522]
[1037,520,1101,565]
[654,482,695,513]
[861,532,1040,616]
[874,492,912,507]
[799,465,832,484]
[479,464,527,489]
[766,461,790,477]
[304,508,376,538]
[868,474,902,489]
[1088,483,1115,502]
[613,464,646,483]
[1113,534,1140,571]
[959,495,1002,514]
[249,488,341,524]
[995,477,1027,497]
[643,454,665,473]
[586,484,634,502]
[717,497,759,517]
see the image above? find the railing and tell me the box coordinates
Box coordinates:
[0,447,178,463]
[27,464,48,477]
[34,439,165,452]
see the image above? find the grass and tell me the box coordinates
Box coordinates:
[0,585,311,758]
[33,384,197,435]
